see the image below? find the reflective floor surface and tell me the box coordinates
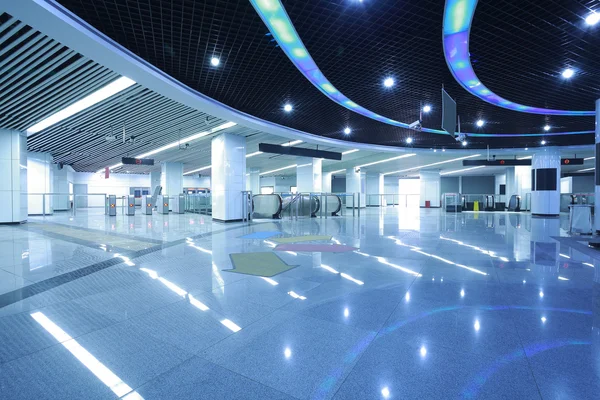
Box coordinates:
[0,208,599,399]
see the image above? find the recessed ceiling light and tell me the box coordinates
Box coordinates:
[476,119,484,127]
[406,137,413,144]
[423,105,432,113]
[283,103,293,112]
[544,125,551,131]
[585,11,600,26]
[541,140,547,145]
[562,68,574,79]
[462,141,468,146]
[344,127,351,135]
[210,56,220,66]
[383,77,395,88]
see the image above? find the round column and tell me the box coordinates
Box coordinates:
[531,147,560,217]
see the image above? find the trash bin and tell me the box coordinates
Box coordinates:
[425,201,431,208]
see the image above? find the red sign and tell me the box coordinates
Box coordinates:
[105,167,109,179]
[500,160,505,165]
[564,159,570,164]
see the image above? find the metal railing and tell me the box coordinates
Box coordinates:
[184,193,211,215]
[241,191,253,222]
[27,192,108,216]
[560,192,595,213]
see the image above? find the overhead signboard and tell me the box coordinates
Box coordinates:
[258,143,342,160]
[122,157,154,166]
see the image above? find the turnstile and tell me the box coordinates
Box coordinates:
[172,194,185,214]
[126,195,135,216]
[157,195,169,214]
[105,195,117,216]
[142,195,153,215]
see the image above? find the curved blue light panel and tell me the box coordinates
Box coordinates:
[251,0,592,138]
[443,0,594,116]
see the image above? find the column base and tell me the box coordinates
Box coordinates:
[212,218,243,223]
[0,221,26,225]
[532,213,559,218]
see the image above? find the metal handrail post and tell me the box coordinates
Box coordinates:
[352,193,355,217]
[42,194,45,217]
[319,193,323,219]
[325,193,328,218]
[357,192,361,217]
[73,194,76,216]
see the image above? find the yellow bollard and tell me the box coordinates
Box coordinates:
[473,201,479,211]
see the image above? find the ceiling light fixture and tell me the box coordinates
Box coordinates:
[210,56,220,66]
[423,105,432,113]
[98,121,235,173]
[281,139,302,147]
[517,156,532,160]
[406,137,413,144]
[441,166,486,176]
[576,167,595,172]
[357,153,416,168]
[344,127,351,135]
[544,125,551,131]
[541,140,547,145]
[259,164,298,176]
[26,76,136,135]
[584,156,595,161]
[476,119,484,127]
[383,77,395,88]
[342,149,359,155]
[462,141,468,146]
[383,154,481,176]
[329,169,346,174]
[283,103,293,112]
[586,11,600,26]
[246,151,263,158]
[562,68,574,79]
[183,165,212,175]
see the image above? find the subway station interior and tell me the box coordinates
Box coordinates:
[1,0,600,399]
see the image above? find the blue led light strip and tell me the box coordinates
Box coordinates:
[251,0,592,138]
[443,0,594,117]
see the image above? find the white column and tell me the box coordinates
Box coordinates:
[531,147,560,216]
[419,170,441,208]
[321,172,332,193]
[27,152,53,215]
[495,174,506,194]
[296,158,322,193]
[0,129,27,223]
[595,99,600,231]
[458,176,463,193]
[505,167,516,198]
[247,168,260,195]
[346,168,366,208]
[366,173,384,206]
[211,132,246,222]
[150,170,161,191]
[53,164,69,211]
[160,162,183,195]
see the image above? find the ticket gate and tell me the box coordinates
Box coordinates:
[172,194,185,214]
[126,195,135,216]
[105,195,117,216]
[157,195,169,214]
[141,195,153,215]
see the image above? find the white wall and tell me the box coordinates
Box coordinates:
[260,176,296,193]
[73,172,149,207]
[183,175,210,188]
[53,164,75,211]
[346,169,366,208]
[495,174,506,195]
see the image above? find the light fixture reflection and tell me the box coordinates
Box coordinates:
[31,312,142,398]
[340,272,364,285]
[420,346,427,357]
[460,289,465,298]
[344,307,350,318]
[474,319,480,332]
[541,316,547,323]
[539,290,544,298]
[221,318,242,332]
[381,387,391,398]
[284,347,292,359]
[261,277,279,285]
[288,291,307,300]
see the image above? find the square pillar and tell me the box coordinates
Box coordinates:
[296,158,322,193]
[0,130,27,223]
[366,173,384,206]
[322,172,332,193]
[346,168,366,208]
[247,168,260,195]
[160,162,183,195]
[27,152,53,215]
[419,170,441,208]
[150,170,161,191]
[212,132,246,222]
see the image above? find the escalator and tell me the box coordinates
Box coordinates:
[252,194,342,219]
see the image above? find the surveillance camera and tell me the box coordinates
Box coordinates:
[354,167,361,173]
[456,133,466,142]
[409,120,422,131]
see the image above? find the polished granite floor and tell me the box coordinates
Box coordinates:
[0,207,598,399]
